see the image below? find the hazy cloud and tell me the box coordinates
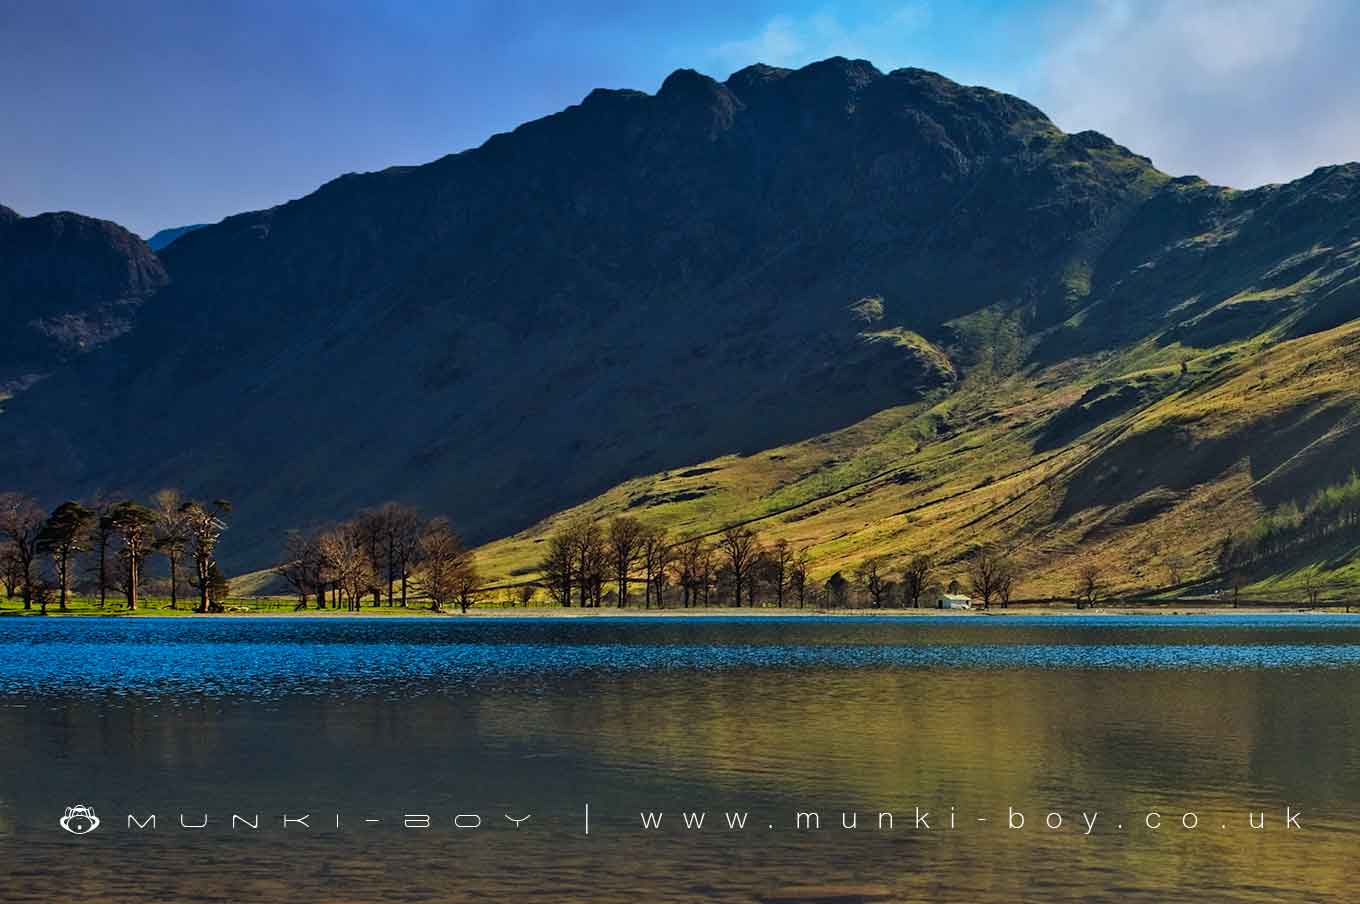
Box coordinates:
[710,4,930,72]
[1031,0,1360,186]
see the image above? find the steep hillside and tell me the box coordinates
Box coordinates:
[475,164,1360,596]
[0,205,166,390]
[478,316,1360,597]
[2,58,1358,584]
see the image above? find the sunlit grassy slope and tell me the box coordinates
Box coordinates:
[476,318,1360,599]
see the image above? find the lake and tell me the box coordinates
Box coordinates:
[2,615,1359,902]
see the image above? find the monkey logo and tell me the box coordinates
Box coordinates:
[59,805,100,835]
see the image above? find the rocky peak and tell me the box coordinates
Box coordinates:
[0,206,167,382]
[723,62,793,97]
[657,67,731,103]
[788,56,882,91]
[654,67,742,137]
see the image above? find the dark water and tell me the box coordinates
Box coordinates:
[3,615,1360,902]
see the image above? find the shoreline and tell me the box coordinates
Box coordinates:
[2,604,1354,619]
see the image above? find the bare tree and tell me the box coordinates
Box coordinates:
[673,537,718,608]
[763,539,795,608]
[182,499,231,613]
[901,554,934,609]
[967,545,1009,610]
[567,519,606,608]
[1075,563,1103,609]
[319,521,373,612]
[1228,570,1250,608]
[352,503,424,607]
[0,493,45,610]
[355,508,389,606]
[853,556,889,608]
[275,532,310,609]
[276,529,329,609]
[606,516,644,608]
[37,501,93,611]
[417,518,468,613]
[718,525,762,607]
[651,564,671,609]
[152,489,189,609]
[541,529,575,607]
[386,504,423,607]
[453,556,480,614]
[517,583,537,608]
[639,525,671,609]
[997,564,1018,608]
[672,538,702,608]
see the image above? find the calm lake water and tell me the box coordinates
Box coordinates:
[2,615,1360,903]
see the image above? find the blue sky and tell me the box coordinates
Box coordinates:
[2,0,1357,237]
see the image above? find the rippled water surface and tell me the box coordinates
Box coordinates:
[3,615,1359,902]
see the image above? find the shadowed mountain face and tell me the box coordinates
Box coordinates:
[0,206,166,390]
[3,58,1359,572]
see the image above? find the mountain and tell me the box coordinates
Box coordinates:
[3,58,1359,592]
[0,205,167,392]
[144,224,207,251]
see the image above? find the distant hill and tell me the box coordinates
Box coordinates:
[0,205,166,390]
[2,58,1359,594]
[144,223,207,251]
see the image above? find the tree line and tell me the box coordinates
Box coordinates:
[273,503,479,613]
[538,518,808,608]
[1220,471,1360,573]
[530,516,1153,610]
[0,490,230,613]
[3,486,1183,615]
[847,544,1034,609]
[535,516,1039,610]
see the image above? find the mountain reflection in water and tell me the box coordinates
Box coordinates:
[2,616,1357,903]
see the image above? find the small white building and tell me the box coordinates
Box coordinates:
[937,593,973,610]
